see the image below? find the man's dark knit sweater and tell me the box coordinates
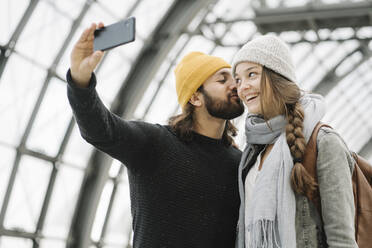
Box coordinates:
[66,70,242,248]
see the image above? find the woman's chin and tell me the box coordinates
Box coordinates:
[246,104,260,115]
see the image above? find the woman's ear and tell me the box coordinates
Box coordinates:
[189,92,203,107]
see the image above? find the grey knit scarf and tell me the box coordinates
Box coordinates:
[236,93,326,248]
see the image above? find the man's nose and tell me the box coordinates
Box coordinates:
[227,78,237,90]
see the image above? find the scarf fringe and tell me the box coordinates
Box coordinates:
[247,219,281,248]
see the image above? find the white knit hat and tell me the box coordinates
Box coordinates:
[232,35,297,83]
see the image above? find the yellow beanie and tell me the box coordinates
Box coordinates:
[174,51,231,108]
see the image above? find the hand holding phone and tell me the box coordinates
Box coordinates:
[94,17,136,51]
[70,18,136,87]
[70,22,105,87]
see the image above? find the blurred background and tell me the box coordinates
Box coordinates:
[1,0,372,247]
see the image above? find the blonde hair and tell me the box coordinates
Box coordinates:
[260,67,317,195]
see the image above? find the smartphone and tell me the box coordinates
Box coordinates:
[94,17,135,51]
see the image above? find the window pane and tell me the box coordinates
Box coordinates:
[4,155,52,232]
[26,77,73,157]
[133,78,160,120]
[43,164,84,239]
[62,125,93,168]
[39,238,66,248]
[0,236,32,248]
[91,181,114,242]
[144,74,178,124]
[0,145,16,206]
[132,0,174,39]
[108,160,122,178]
[55,0,123,79]
[0,53,46,145]
[104,173,132,245]
[96,0,137,18]
[45,0,87,20]
[96,55,131,106]
[0,1,29,44]
[15,0,72,68]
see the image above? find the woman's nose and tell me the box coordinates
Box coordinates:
[238,80,251,91]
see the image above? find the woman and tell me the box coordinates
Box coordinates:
[232,35,358,248]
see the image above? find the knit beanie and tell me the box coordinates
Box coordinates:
[232,35,296,83]
[174,51,231,108]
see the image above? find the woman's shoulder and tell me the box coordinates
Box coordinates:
[315,126,355,173]
[316,126,347,149]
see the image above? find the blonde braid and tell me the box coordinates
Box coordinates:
[286,102,317,195]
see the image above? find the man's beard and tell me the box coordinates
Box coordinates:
[201,90,244,120]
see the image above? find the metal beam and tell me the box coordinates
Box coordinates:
[359,137,372,159]
[254,1,372,33]
[67,1,217,248]
[142,7,245,121]
[0,228,41,240]
[111,0,217,119]
[0,0,93,245]
[66,151,112,248]
[31,119,76,248]
[97,167,125,247]
[0,0,40,79]
[20,0,93,146]
[140,9,215,120]
[207,1,372,33]
[312,43,371,96]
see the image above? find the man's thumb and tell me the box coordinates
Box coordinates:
[90,51,104,68]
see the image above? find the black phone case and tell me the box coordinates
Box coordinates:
[94,17,135,51]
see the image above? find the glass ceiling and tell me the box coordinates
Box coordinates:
[1,0,371,247]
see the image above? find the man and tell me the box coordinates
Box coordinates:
[67,22,244,248]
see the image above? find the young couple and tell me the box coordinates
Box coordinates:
[67,23,357,248]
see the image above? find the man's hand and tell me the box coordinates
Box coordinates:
[70,22,105,87]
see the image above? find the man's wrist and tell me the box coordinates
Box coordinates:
[70,69,91,87]
[67,69,96,90]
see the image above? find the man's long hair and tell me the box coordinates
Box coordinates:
[168,87,238,146]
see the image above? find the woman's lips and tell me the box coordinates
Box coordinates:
[245,94,258,103]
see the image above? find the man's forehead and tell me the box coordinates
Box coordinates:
[213,67,232,77]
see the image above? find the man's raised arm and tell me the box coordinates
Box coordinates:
[66,23,157,168]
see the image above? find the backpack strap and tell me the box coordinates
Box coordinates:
[352,152,372,186]
[302,122,332,216]
[303,123,372,247]
[350,153,372,247]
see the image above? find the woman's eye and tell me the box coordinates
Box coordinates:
[248,72,256,77]
[235,78,241,84]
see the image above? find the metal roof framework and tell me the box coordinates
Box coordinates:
[0,1,371,248]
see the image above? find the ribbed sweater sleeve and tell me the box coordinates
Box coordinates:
[66,69,157,169]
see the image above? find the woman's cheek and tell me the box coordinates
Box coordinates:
[237,89,246,105]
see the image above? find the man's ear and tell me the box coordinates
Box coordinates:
[189,92,203,107]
